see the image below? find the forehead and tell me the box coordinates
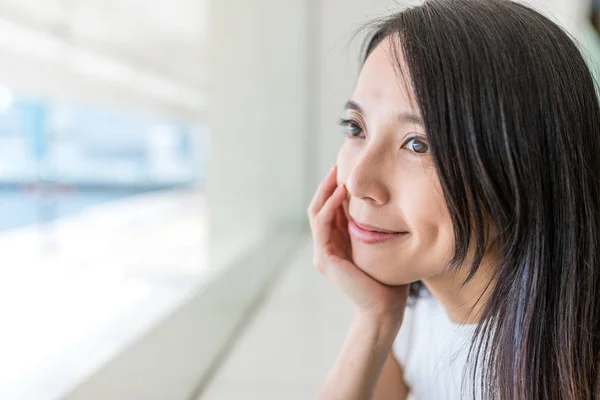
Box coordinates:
[352,39,417,115]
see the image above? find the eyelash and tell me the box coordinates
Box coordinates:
[338,118,430,154]
[403,136,430,154]
[338,118,364,138]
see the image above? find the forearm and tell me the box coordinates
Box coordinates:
[319,313,402,400]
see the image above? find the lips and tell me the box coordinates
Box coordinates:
[351,219,400,234]
[348,217,407,244]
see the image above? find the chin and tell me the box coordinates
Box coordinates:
[350,245,418,286]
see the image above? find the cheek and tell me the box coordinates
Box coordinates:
[408,210,454,275]
[351,169,455,285]
[405,176,452,245]
[402,173,454,264]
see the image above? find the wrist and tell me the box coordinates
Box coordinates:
[352,309,404,339]
[354,306,404,326]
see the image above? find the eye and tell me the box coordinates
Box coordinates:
[339,118,365,138]
[402,137,430,154]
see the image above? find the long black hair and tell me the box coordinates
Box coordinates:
[363,0,600,398]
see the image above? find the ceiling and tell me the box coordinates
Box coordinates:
[0,0,209,118]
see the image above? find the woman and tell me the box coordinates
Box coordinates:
[308,0,600,399]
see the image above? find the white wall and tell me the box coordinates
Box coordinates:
[205,0,309,245]
[314,0,418,187]
[258,0,309,230]
[518,0,591,36]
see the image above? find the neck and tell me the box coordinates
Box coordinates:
[422,258,495,325]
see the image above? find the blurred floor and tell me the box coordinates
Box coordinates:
[200,236,354,400]
[0,189,261,400]
[199,236,418,400]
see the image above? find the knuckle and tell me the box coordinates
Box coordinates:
[312,252,326,273]
[313,212,325,226]
[308,219,318,235]
[315,260,327,274]
[323,244,336,258]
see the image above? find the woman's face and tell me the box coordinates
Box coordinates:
[337,39,455,285]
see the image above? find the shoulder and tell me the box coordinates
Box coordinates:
[392,294,481,398]
[392,294,441,367]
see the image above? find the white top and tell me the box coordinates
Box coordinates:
[392,295,481,400]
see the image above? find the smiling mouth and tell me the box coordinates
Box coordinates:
[348,217,408,244]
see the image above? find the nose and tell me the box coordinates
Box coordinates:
[345,147,391,206]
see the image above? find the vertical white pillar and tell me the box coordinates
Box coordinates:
[205,0,309,257]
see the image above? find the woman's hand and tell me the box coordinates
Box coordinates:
[308,165,409,321]
[310,165,411,400]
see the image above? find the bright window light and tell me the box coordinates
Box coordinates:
[0,17,202,111]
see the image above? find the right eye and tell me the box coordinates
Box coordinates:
[339,118,365,138]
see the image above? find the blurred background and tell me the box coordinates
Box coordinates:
[0,0,597,399]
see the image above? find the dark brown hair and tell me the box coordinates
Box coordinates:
[364,0,600,398]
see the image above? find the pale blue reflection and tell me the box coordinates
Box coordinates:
[0,87,204,231]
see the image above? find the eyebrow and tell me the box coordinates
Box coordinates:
[344,100,364,114]
[344,99,424,126]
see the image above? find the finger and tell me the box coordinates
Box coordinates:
[336,207,349,232]
[314,184,347,242]
[308,165,337,217]
[334,207,343,231]
[333,208,351,258]
[318,184,346,224]
[336,208,351,242]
